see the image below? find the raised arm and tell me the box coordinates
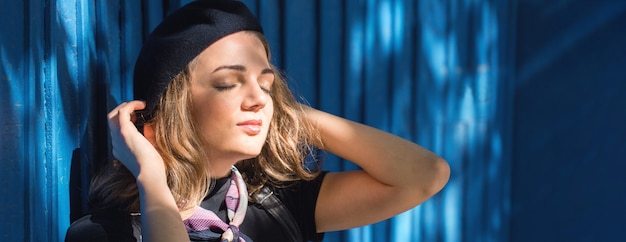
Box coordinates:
[107,100,189,242]
[306,106,450,232]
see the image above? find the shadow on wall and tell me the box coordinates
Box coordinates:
[68,0,147,224]
[512,1,626,242]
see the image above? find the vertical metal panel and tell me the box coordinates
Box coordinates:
[257,0,284,68]
[50,0,82,239]
[70,0,96,223]
[284,0,317,103]
[316,0,344,181]
[415,0,514,241]
[0,0,89,240]
[0,1,28,241]
[24,0,47,240]
[96,0,125,105]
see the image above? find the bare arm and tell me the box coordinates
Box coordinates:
[108,101,189,242]
[305,107,450,232]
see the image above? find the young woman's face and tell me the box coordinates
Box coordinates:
[189,32,274,164]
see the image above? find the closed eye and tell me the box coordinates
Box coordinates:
[259,68,274,96]
[260,86,272,95]
[214,85,236,91]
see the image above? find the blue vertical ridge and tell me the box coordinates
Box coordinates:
[317,0,344,173]
[258,0,282,68]
[0,0,29,240]
[284,0,317,104]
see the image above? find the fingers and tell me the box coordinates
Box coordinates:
[107,101,150,176]
[108,100,147,125]
[109,101,145,133]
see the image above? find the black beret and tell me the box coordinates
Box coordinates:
[133,0,264,115]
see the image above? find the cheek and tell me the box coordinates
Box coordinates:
[266,102,275,121]
[191,93,218,126]
[190,94,207,122]
[192,95,239,126]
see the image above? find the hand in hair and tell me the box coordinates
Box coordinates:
[108,100,189,242]
[302,105,450,232]
[107,100,162,177]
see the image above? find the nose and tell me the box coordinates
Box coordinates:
[241,79,269,111]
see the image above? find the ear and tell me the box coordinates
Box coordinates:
[143,123,157,147]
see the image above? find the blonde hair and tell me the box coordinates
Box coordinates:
[89,31,321,212]
[151,67,210,209]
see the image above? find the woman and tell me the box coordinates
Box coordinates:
[65,1,450,241]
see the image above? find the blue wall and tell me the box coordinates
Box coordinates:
[511,1,626,241]
[0,0,624,241]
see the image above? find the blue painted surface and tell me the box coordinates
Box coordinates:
[1,1,28,241]
[511,1,626,242]
[5,0,623,241]
[247,0,514,241]
[413,0,515,241]
[0,0,510,241]
[0,0,512,241]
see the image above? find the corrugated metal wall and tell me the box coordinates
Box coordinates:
[0,0,516,241]
[0,0,140,240]
[1,0,86,241]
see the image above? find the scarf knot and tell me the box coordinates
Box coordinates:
[183,166,251,242]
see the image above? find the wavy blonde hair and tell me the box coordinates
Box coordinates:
[89,31,321,212]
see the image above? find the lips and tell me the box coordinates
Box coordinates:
[237,119,263,135]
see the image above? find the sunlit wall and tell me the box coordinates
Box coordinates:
[0,0,514,241]
[240,0,515,241]
[2,0,625,241]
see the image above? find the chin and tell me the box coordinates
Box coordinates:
[227,136,267,160]
[235,144,264,158]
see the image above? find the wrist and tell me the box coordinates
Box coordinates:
[135,159,168,192]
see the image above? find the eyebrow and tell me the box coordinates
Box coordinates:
[261,68,274,75]
[212,65,274,75]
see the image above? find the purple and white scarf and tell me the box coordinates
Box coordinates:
[183,166,251,242]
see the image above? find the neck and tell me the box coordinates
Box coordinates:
[204,150,255,178]
[207,160,236,179]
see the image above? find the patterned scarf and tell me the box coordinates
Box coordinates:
[183,166,251,242]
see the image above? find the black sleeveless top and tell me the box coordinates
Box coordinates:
[65,172,327,242]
